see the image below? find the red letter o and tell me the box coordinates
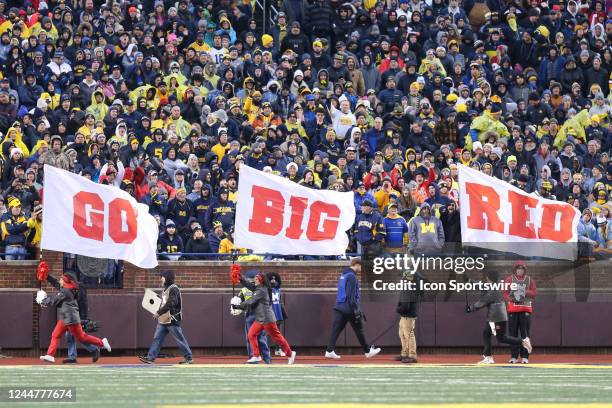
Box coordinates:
[108,198,138,243]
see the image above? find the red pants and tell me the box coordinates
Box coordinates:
[46,320,104,357]
[248,321,291,357]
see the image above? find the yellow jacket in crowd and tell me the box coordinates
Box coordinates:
[27,217,42,247]
[553,109,596,149]
[86,90,109,122]
[2,127,30,159]
[219,238,247,254]
[465,110,510,150]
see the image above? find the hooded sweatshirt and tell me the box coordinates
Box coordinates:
[407,202,445,253]
[193,185,213,227]
[86,90,109,122]
[2,127,30,158]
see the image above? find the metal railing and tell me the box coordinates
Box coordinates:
[253,0,279,34]
[157,252,357,260]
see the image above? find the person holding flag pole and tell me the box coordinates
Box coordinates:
[230,264,272,364]
[37,260,100,364]
[36,272,111,363]
[230,266,296,365]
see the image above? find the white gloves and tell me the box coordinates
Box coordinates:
[230,296,242,316]
[36,290,47,305]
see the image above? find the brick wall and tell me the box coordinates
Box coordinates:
[1,252,348,292]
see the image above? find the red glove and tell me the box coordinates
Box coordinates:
[230,264,241,285]
[36,260,49,282]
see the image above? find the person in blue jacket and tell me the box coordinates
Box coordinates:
[325,257,381,359]
[267,271,288,356]
[383,202,408,254]
[353,181,375,215]
[354,199,385,256]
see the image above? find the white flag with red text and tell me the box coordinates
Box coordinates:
[234,165,355,255]
[458,164,580,260]
[41,165,159,268]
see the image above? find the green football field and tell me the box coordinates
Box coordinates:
[2,364,612,407]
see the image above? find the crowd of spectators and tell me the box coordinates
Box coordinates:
[0,0,609,260]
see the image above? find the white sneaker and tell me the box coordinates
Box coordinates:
[521,358,529,364]
[365,346,381,358]
[39,355,55,363]
[246,356,262,364]
[102,338,112,352]
[275,349,286,357]
[508,358,518,364]
[325,351,341,359]
[478,356,495,364]
[522,337,533,354]
[287,351,297,365]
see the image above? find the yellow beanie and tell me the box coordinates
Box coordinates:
[446,93,458,103]
[262,34,273,47]
[8,197,21,208]
[536,25,550,38]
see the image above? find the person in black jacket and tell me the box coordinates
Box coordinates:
[183,224,211,259]
[304,0,335,43]
[37,272,110,363]
[280,22,311,56]
[526,92,554,125]
[139,271,193,364]
[440,201,461,245]
[396,271,425,363]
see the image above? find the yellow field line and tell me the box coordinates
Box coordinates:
[171,363,612,369]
